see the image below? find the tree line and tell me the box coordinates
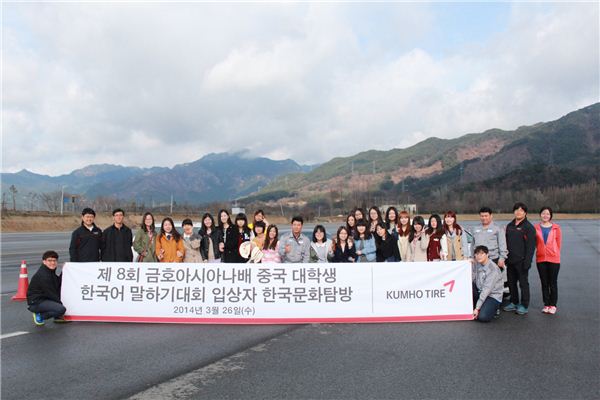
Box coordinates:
[2,180,598,216]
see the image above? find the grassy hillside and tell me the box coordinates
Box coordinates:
[253,103,599,204]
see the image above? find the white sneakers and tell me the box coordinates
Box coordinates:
[542,306,557,314]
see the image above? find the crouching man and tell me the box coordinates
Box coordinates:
[472,245,504,322]
[27,251,67,325]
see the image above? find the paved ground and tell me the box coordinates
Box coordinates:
[1,220,598,399]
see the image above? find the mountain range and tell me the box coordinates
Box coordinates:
[2,103,598,210]
[250,102,599,206]
[1,152,314,205]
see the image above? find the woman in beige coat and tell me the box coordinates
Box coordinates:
[181,218,202,263]
[407,216,429,262]
[396,210,412,262]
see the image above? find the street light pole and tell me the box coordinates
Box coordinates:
[60,186,65,215]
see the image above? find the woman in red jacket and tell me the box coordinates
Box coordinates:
[535,206,562,315]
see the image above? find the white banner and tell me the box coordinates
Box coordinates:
[61,261,473,324]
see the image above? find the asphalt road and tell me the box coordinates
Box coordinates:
[1,220,599,399]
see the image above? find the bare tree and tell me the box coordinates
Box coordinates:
[9,185,18,211]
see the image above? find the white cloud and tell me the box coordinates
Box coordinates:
[1,2,598,175]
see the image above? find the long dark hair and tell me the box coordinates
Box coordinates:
[346,214,356,232]
[200,213,215,235]
[375,221,388,239]
[253,209,265,223]
[355,219,372,240]
[141,212,155,233]
[235,213,250,234]
[263,225,279,250]
[160,217,181,242]
[409,216,425,242]
[217,209,232,230]
[368,206,382,224]
[333,226,351,250]
[443,210,463,235]
[385,206,398,229]
[253,221,266,236]
[354,208,366,221]
[426,214,443,236]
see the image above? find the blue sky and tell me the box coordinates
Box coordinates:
[2,2,598,175]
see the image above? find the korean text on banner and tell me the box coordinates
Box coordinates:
[61,261,473,324]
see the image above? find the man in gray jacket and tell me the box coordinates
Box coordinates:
[472,245,504,322]
[473,206,509,308]
[472,207,508,267]
[279,216,311,263]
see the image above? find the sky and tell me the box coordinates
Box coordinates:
[2,1,599,176]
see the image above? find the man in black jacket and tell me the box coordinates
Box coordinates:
[69,207,102,262]
[503,202,536,315]
[27,251,67,325]
[101,208,133,262]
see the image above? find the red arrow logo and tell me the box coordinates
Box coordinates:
[443,280,455,292]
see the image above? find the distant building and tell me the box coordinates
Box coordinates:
[232,206,246,215]
[381,204,418,216]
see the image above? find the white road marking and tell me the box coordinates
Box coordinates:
[0,331,29,340]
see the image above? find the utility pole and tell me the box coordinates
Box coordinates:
[60,185,66,215]
[170,194,174,214]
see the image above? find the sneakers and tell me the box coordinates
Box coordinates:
[542,306,550,313]
[32,313,45,326]
[503,303,517,312]
[516,304,529,315]
[548,306,557,315]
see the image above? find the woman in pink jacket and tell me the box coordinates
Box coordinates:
[535,206,562,315]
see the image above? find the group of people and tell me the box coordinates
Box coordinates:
[27,202,562,325]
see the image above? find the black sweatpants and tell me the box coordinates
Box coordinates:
[28,300,66,319]
[507,261,530,308]
[537,262,560,307]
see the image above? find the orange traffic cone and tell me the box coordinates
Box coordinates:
[11,260,29,301]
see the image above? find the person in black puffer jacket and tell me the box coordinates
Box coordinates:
[69,208,102,262]
[199,213,222,262]
[101,208,133,262]
[27,250,66,325]
[503,202,536,315]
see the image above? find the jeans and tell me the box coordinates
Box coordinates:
[472,283,501,322]
[537,262,560,306]
[28,300,66,319]
[507,261,530,308]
